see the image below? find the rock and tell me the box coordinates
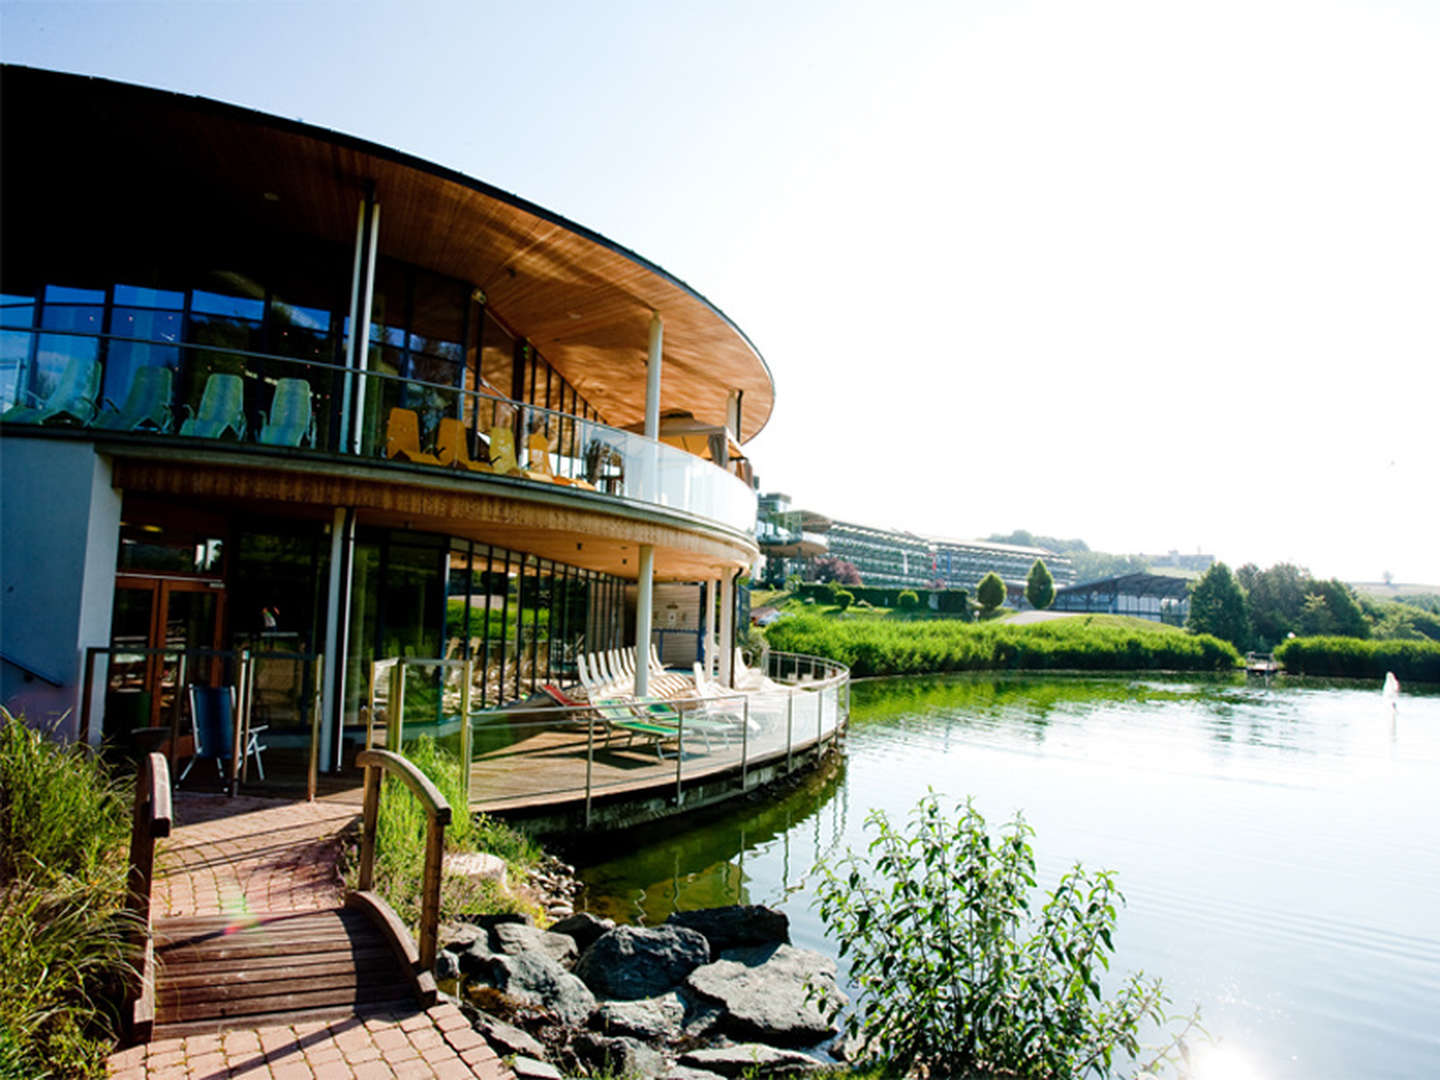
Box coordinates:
[469,1010,547,1058]
[594,989,723,1043]
[666,905,790,959]
[678,1044,824,1077]
[511,1056,563,1080]
[575,925,710,1001]
[468,950,596,1027]
[445,850,508,886]
[456,935,496,977]
[547,903,574,918]
[548,911,615,952]
[686,945,844,1047]
[434,949,460,981]
[492,923,580,969]
[664,1069,728,1080]
[573,1032,668,1079]
[439,922,489,950]
[461,911,534,931]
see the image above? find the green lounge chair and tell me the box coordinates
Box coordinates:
[179,373,246,439]
[92,365,174,432]
[257,377,315,447]
[1,352,100,425]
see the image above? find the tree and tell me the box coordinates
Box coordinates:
[1304,579,1369,639]
[811,556,862,586]
[1025,558,1055,610]
[1186,561,1251,649]
[1238,562,1309,646]
[812,795,1198,1078]
[977,572,1006,615]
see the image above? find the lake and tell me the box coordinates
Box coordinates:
[575,672,1440,1079]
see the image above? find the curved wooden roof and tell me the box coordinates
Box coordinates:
[0,65,774,441]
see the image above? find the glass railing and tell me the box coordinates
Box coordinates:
[0,326,758,534]
[366,650,849,824]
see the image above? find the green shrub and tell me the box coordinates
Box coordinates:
[0,711,133,1079]
[764,614,1238,677]
[813,795,1197,1077]
[896,589,919,611]
[977,572,1006,614]
[833,589,854,611]
[1274,636,1440,682]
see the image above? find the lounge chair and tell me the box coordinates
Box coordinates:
[91,365,173,432]
[1,352,100,425]
[436,417,491,472]
[525,429,575,485]
[385,407,441,465]
[256,377,315,447]
[180,684,268,782]
[179,373,246,439]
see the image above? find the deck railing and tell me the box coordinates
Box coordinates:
[0,326,757,533]
[125,752,173,1044]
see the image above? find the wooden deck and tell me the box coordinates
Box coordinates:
[467,720,827,813]
[152,907,416,1039]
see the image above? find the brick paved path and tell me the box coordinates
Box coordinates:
[108,792,514,1080]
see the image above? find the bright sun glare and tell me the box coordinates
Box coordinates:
[1186,1043,1268,1080]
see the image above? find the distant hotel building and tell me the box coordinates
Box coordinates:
[931,538,1075,592]
[755,495,1073,596]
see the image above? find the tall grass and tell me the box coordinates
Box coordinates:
[355,735,542,926]
[0,710,133,1079]
[1274,636,1440,682]
[765,614,1239,678]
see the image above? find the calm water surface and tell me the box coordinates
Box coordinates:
[575,673,1440,1079]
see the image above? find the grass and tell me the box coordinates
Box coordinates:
[764,612,1239,678]
[0,709,134,1079]
[348,735,545,928]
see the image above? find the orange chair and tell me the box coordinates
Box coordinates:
[526,429,573,484]
[485,426,526,476]
[385,408,441,465]
[436,418,491,473]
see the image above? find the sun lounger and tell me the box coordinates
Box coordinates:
[385,407,441,464]
[92,365,173,432]
[2,352,100,425]
[180,373,246,439]
[257,377,315,447]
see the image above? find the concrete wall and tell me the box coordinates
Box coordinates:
[0,437,121,741]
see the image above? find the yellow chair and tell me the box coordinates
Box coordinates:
[436,417,491,473]
[485,426,525,476]
[526,429,573,485]
[385,407,441,465]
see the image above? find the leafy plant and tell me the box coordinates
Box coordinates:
[812,794,1199,1078]
[896,590,919,611]
[834,589,855,612]
[0,710,134,1078]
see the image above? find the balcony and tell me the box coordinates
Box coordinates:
[0,326,758,537]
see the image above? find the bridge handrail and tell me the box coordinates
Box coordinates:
[126,752,172,1043]
[354,748,451,972]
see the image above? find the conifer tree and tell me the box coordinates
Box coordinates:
[1025,558,1055,610]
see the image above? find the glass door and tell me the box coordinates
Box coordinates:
[108,575,225,737]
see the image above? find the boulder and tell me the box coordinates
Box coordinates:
[467,949,596,1027]
[663,1069,728,1080]
[686,945,844,1047]
[573,1032,669,1079]
[511,1056,563,1080]
[493,923,580,969]
[665,905,790,959]
[433,949,460,981]
[548,911,615,952]
[468,1010,547,1059]
[592,989,722,1043]
[445,850,508,887]
[678,1044,824,1077]
[575,925,710,1000]
[456,934,496,977]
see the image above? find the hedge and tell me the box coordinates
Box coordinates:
[794,584,970,614]
[1274,636,1440,682]
[764,614,1239,678]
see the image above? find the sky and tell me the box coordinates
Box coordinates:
[3,0,1437,583]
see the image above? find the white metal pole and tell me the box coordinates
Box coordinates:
[339,201,365,451]
[719,572,736,688]
[350,199,381,455]
[634,544,655,698]
[703,576,718,678]
[319,506,353,772]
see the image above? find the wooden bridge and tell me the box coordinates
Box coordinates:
[125,750,450,1044]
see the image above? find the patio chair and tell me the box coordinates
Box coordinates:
[436,417,491,472]
[179,373,246,439]
[1,352,100,426]
[256,377,316,447]
[385,407,441,465]
[91,365,173,432]
[525,429,574,485]
[180,684,268,782]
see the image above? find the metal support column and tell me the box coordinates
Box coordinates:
[319,507,356,772]
[719,572,736,688]
[634,544,655,698]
